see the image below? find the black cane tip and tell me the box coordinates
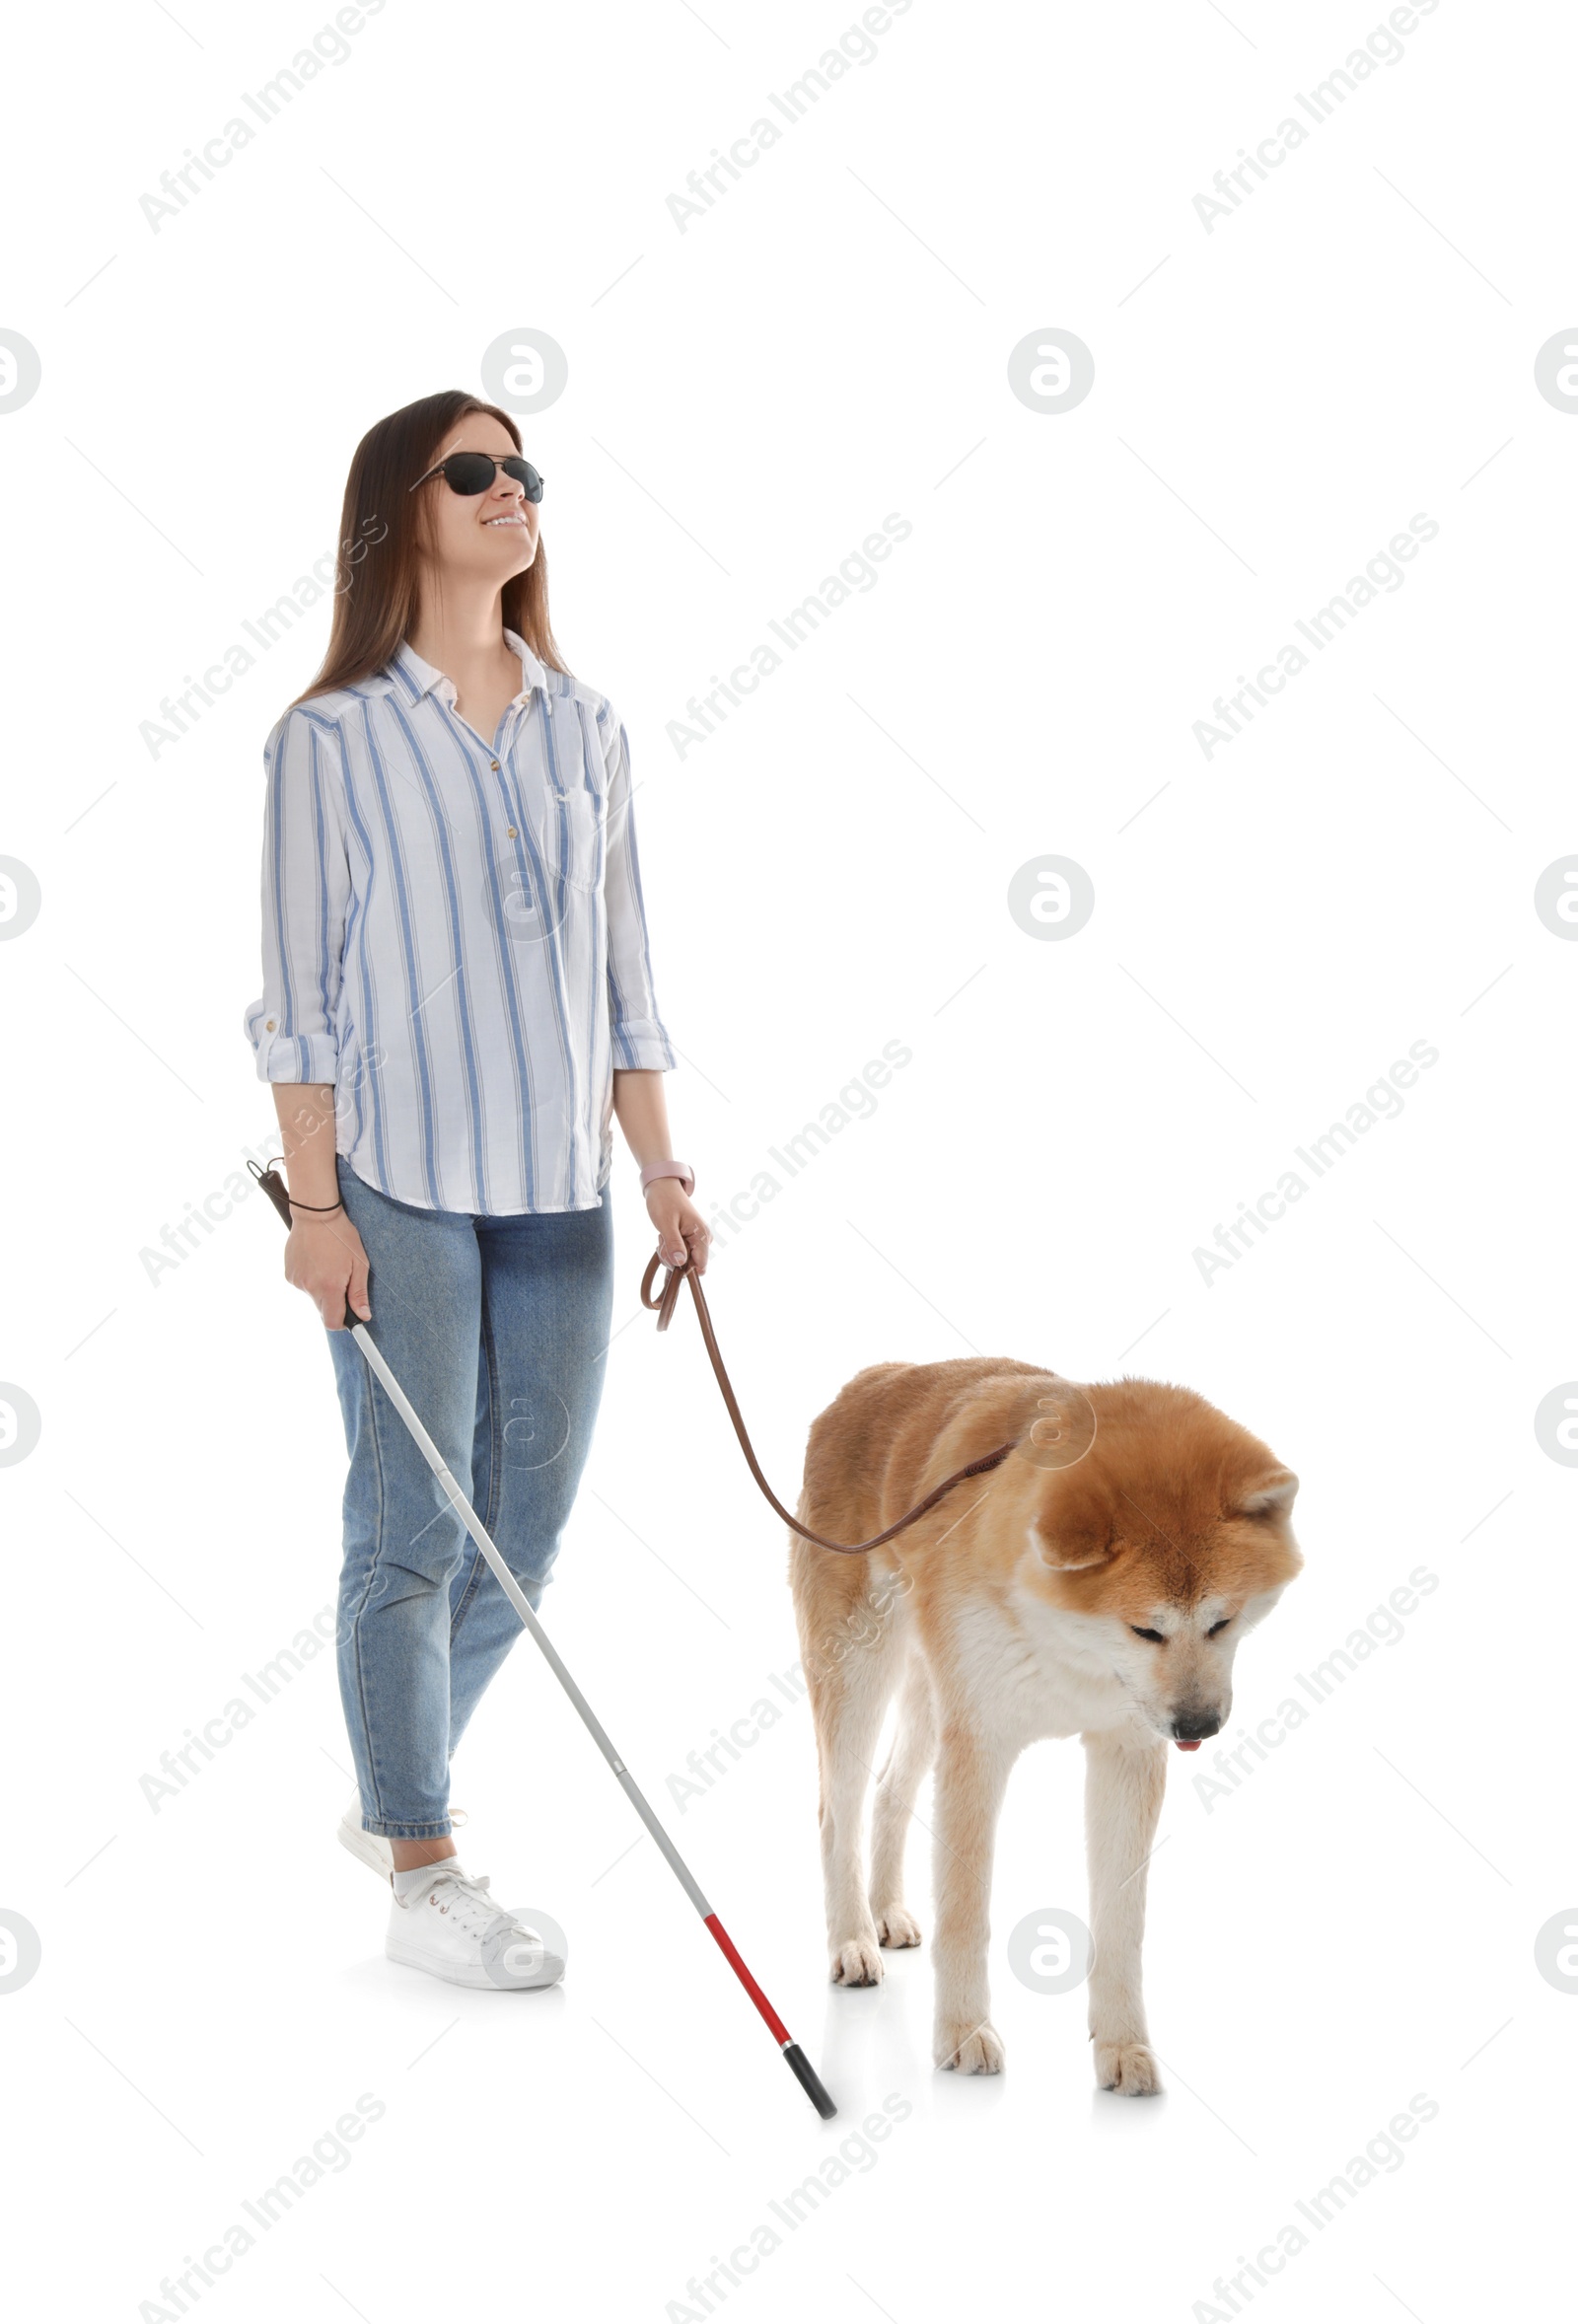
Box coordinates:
[782,2042,837,2119]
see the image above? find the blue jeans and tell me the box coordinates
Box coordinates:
[326,1159,615,1839]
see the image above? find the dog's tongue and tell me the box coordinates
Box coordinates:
[1174,1739,1202,1752]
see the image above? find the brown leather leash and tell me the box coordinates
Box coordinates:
[640,1251,1021,1556]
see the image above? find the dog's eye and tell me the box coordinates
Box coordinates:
[1206,1618,1232,1638]
[1129,1626,1166,1642]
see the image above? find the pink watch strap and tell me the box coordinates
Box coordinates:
[639,1159,694,1196]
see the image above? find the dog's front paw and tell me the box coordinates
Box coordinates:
[1094,2039,1162,2095]
[874,1904,922,1948]
[934,2016,1005,2074]
[830,1935,885,1987]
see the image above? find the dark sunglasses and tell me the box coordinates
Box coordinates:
[408,452,544,501]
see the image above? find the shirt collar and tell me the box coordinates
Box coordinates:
[384,627,549,707]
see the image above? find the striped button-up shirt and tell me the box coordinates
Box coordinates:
[243,629,676,1214]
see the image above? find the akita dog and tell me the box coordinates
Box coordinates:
[789,1357,1301,2088]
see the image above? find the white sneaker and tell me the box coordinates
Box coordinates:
[337,1795,467,1882]
[385,1863,565,1992]
[338,1795,393,1880]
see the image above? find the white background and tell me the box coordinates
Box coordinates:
[2,1,1571,2317]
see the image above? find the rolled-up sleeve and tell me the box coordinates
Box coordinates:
[599,699,677,1071]
[242,705,351,1084]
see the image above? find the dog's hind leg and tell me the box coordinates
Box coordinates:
[869,1648,934,1949]
[1083,1726,1168,2095]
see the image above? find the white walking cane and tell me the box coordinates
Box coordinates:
[251,1158,835,2119]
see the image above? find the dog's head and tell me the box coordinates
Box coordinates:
[1022,1378,1301,1748]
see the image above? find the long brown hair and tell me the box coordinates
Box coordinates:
[294,389,567,704]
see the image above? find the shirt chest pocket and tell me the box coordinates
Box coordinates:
[541,783,605,891]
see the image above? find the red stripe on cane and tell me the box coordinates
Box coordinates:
[703,1913,791,2046]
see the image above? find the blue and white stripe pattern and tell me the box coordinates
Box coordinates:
[244,629,676,1214]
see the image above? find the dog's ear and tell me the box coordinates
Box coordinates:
[1029,1464,1118,1570]
[1029,1510,1114,1571]
[1235,1468,1299,1520]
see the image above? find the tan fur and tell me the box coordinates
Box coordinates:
[789,1357,1301,2086]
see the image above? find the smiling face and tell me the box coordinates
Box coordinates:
[1024,1381,1303,1748]
[412,410,539,588]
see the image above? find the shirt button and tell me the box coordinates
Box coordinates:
[265,1018,276,1031]
[506,826,518,837]
[490,760,500,772]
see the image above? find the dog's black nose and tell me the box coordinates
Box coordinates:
[1171,1709,1222,1741]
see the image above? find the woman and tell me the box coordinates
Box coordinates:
[243,389,708,1992]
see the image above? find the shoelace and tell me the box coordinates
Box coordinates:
[417,1867,540,1946]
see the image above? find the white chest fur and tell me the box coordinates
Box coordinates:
[941,1568,1139,1750]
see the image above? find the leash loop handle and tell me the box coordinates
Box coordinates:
[640,1250,1018,1557]
[640,1244,688,1334]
